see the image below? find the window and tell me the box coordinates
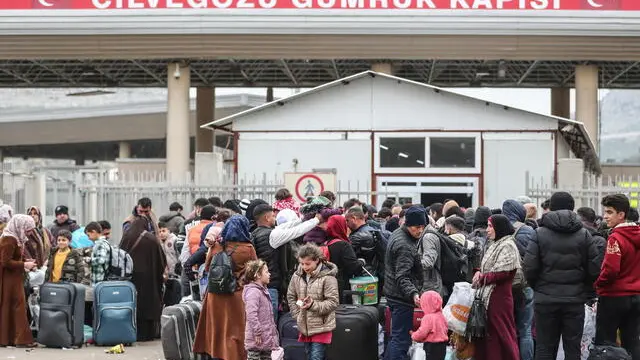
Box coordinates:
[379,137,425,168]
[429,137,476,168]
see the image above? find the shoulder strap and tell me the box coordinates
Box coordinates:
[200,223,214,244]
[129,230,148,254]
[326,239,342,247]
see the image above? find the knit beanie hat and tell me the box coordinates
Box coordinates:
[549,191,575,211]
[474,206,492,228]
[239,199,251,213]
[404,206,427,227]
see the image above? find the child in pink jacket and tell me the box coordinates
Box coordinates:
[411,290,449,360]
[242,260,280,360]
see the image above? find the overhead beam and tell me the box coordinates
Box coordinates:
[0,68,33,84]
[228,59,252,83]
[517,60,539,85]
[561,61,589,86]
[605,61,639,87]
[29,60,77,85]
[131,60,165,85]
[190,66,209,85]
[330,59,340,79]
[279,59,298,85]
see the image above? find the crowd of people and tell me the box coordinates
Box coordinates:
[0,188,638,360]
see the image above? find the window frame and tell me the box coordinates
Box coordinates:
[374,132,481,174]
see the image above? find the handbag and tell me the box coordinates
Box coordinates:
[464,286,487,340]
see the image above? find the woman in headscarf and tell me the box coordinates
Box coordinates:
[0,215,37,347]
[324,215,364,302]
[27,206,55,253]
[0,203,13,234]
[120,216,167,342]
[193,215,258,360]
[471,214,520,360]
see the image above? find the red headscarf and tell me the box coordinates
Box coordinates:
[326,215,349,241]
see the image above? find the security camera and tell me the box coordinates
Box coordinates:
[173,64,181,79]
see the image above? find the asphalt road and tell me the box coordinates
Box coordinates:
[0,341,164,360]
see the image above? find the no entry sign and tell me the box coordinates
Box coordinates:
[284,172,336,203]
[4,0,638,10]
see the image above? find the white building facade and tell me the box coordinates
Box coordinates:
[205,71,596,208]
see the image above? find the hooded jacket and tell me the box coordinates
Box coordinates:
[286,262,339,336]
[502,200,537,259]
[595,223,640,297]
[524,210,600,304]
[384,227,424,306]
[411,291,448,343]
[243,282,280,351]
[158,211,185,234]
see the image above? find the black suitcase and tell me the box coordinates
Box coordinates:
[164,277,182,307]
[278,312,306,360]
[327,304,379,360]
[37,282,86,348]
[161,301,202,360]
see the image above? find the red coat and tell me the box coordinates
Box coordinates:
[595,223,640,297]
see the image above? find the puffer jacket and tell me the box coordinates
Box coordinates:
[49,219,80,240]
[383,227,424,307]
[420,227,443,296]
[252,226,283,290]
[243,282,280,351]
[502,200,537,258]
[524,210,600,304]
[286,261,339,336]
[44,247,91,286]
[158,211,185,234]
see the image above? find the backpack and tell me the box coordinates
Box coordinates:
[104,232,145,281]
[422,230,469,286]
[466,229,487,282]
[207,243,239,294]
[320,239,342,262]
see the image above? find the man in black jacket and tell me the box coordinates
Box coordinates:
[383,206,425,360]
[346,207,388,285]
[250,204,279,321]
[524,192,601,360]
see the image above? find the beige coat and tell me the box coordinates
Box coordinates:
[286,261,339,336]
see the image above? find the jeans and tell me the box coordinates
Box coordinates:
[384,302,414,360]
[268,288,279,324]
[534,303,584,360]
[595,295,640,359]
[424,341,447,360]
[304,342,327,360]
[515,287,535,360]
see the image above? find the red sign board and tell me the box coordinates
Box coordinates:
[2,0,636,10]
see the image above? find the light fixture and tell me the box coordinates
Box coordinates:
[398,152,409,158]
[497,60,507,79]
[379,145,389,150]
[66,89,116,97]
[416,160,425,165]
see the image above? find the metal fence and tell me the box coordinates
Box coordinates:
[526,172,640,214]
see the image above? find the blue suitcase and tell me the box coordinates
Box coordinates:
[93,281,137,345]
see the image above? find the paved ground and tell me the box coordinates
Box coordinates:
[0,341,164,360]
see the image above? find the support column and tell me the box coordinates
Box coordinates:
[266,87,274,102]
[550,87,570,119]
[371,62,393,75]
[166,62,191,182]
[118,141,131,159]
[575,65,600,153]
[196,87,215,153]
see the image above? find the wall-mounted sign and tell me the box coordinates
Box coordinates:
[5,0,636,10]
[284,172,337,203]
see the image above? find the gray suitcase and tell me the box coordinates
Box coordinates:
[161,301,202,360]
[37,282,86,348]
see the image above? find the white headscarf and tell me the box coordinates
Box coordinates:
[3,214,36,246]
[276,209,300,226]
[0,203,13,224]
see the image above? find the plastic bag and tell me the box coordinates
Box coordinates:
[443,282,475,335]
[408,342,426,360]
[557,303,598,360]
[271,347,284,360]
[28,266,46,287]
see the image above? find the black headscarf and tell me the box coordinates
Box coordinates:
[489,214,514,240]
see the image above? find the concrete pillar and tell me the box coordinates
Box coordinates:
[550,87,570,118]
[196,87,215,153]
[166,62,191,182]
[575,65,600,153]
[118,141,131,159]
[266,87,274,102]
[371,62,393,75]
